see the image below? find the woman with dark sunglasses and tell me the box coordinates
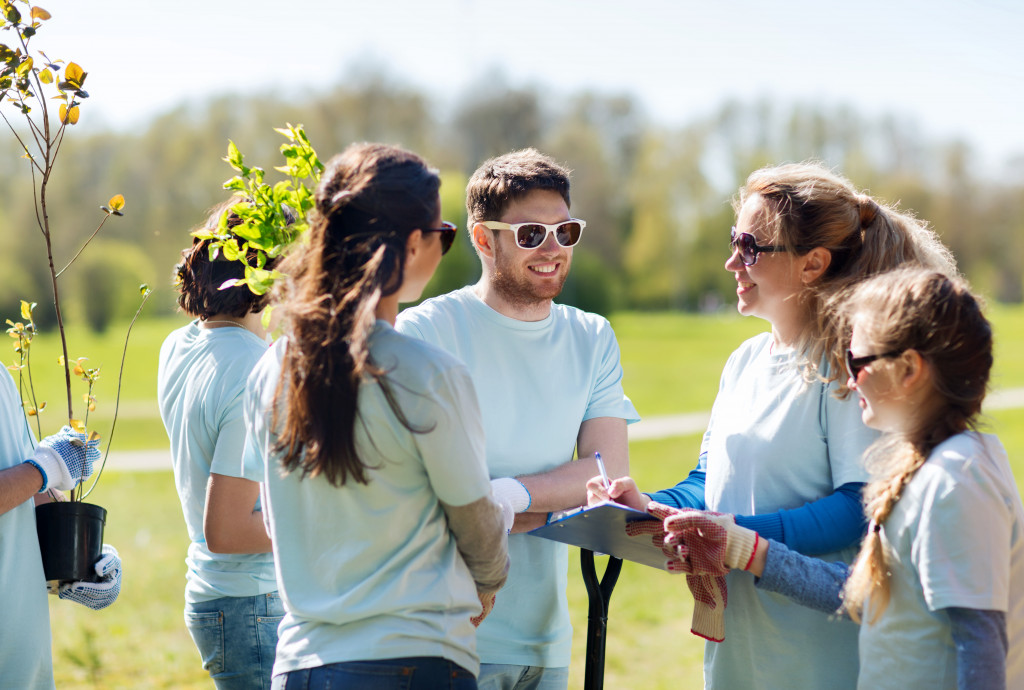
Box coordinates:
[588,162,956,689]
[243,143,508,689]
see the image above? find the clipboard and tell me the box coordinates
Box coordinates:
[529,501,669,570]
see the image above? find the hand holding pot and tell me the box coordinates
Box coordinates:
[26,426,101,492]
[57,544,121,610]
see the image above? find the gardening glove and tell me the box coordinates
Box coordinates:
[662,509,760,573]
[25,426,101,492]
[652,504,758,643]
[490,478,531,533]
[471,591,496,627]
[624,502,689,572]
[58,544,121,610]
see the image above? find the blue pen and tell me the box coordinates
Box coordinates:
[594,452,610,490]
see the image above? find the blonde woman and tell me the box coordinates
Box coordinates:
[589,162,955,688]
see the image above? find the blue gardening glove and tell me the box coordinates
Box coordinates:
[25,426,100,492]
[58,544,121,610]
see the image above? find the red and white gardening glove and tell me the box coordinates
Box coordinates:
[624,502,690,572]
[662,509,760,574]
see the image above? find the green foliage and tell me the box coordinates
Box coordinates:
[197,124,323,296]
[1,4,146,500]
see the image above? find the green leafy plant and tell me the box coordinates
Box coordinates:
[1,2,150,500]
[194,123,323,313]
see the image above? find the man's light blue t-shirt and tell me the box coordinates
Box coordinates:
[244,321,492,677]
[157,322,276,603]
[396,286,639,667]
[862,432,1024,689]
[700,333,874,690]
[0,367,54,689]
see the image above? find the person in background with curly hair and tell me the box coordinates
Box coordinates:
[158,202,282,689]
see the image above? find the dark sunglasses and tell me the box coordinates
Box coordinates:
[730,227,812,266]
[481,219,586,250]
[422,221,457,255]
[845,349,904,380]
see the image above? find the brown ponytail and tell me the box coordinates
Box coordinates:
[271,143,441,486]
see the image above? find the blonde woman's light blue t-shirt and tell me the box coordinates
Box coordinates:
[396,287,640,667]
[157,322,276,603]
[701,333,875,690]
[245,321,493,677]
[0,367,54,689]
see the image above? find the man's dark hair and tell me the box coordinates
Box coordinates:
[465,148,571,225]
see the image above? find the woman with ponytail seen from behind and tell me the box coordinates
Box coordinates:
[667,267,1024,689]
[588,162,957,688]
[243,143,509,689]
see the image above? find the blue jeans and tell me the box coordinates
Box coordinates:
[477,664,569,690]
[272,657,477,690]
[185,592,284,690]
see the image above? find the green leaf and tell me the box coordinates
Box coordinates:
[225,140,243,169]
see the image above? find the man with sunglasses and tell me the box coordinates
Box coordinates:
[397,148,638,690]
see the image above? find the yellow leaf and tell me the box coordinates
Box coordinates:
[20,300,31,321]
[64,61,84,84]
[31,6,52,20]
[108,194,125,211]
[81,393,91,403]
[57,355,65,366]
[72,364,84,376]
[59,103,67,122]
[88,401,96,412]
[38,402,46,412]
[87,430,100,442]
[27,407,37,416]
[39,68,53,84]
[69,419,85,433]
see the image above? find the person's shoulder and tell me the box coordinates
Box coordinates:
[375,323,468,383]
[727,331,772,365]
[549,302,614,333]
[399,287,473,324]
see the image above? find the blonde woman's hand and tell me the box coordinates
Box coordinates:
[586,475,649,511]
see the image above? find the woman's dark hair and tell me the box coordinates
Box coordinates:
[271,142,441,486]
[174,200,277,318]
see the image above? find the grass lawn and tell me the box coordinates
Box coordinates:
[34,306,1024,687]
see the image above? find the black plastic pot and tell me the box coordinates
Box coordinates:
[35,501,106,583]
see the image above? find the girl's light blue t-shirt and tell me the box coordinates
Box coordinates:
[157,322,276,603]
[0,367,54,689]
[244,322,493,677]
[863,432,1024,689]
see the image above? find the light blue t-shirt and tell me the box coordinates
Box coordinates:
[861,432,1024,689]
[245,321,493,677]
[0,367,53,689]
[701,333,875,690]
[157,321,276,604]
[396,286,640,667]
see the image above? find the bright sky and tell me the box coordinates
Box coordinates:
[21,0,1024,168]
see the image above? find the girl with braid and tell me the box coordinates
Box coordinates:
[588,162,956,688]
[665,267,1023,689]
[242,143,508,689]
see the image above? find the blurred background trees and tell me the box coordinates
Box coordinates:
[3,72,1022,327]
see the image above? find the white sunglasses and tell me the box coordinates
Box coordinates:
[479,219,586,250]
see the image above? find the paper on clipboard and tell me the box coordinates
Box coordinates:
[529,500,669,570]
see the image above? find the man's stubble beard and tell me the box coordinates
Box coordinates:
[490,243,570,310]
